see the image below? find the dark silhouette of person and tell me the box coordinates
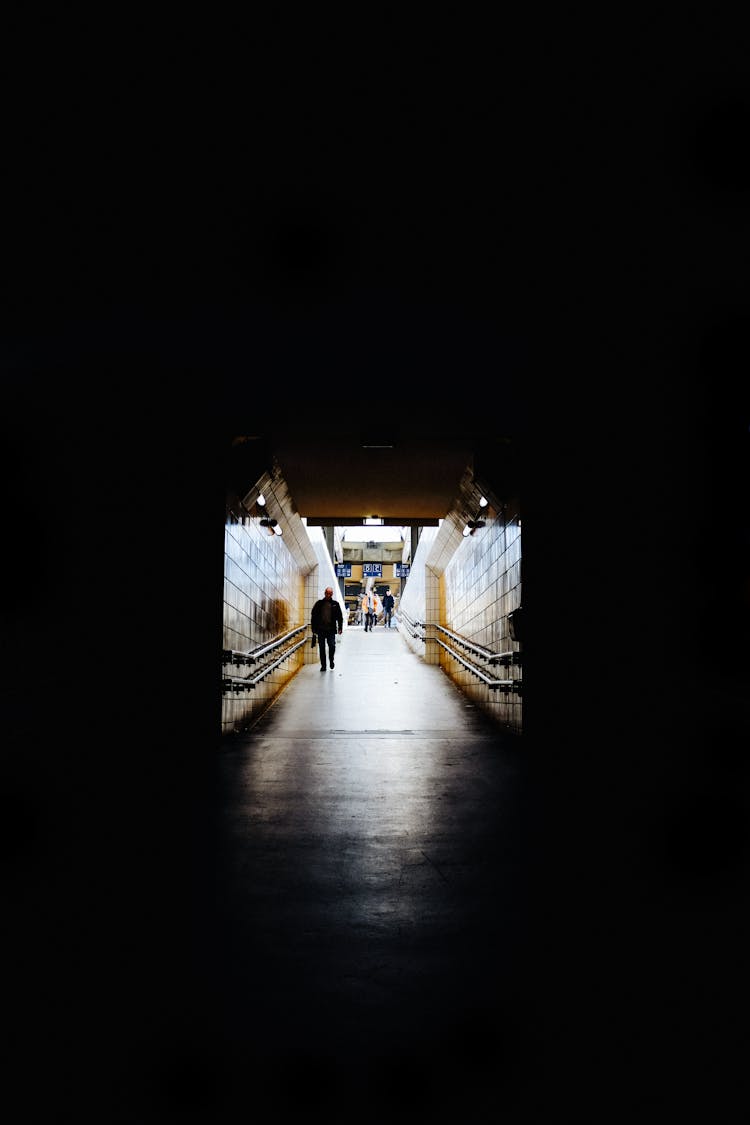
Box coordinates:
[310,586,343,671]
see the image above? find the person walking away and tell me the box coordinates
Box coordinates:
[382,588,395,628]
[311,586,343,670]
[361,590,370,630]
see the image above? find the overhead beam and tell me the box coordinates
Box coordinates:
[304,517,440,527]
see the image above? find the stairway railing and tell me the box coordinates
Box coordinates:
[222,625,308,692]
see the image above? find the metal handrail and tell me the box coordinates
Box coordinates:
[398,614,521,665]
[223,635,309,692]
[434,637,522,693]
[222,624,307,667]
[434,623,521,666]
[395,608,425,640]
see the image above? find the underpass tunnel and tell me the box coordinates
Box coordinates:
[221,426,522,737]
[4,38,749,1121]
[210,422,528,1120]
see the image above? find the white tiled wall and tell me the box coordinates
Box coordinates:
[398,526,439,657]
[221,512,305,735]
[443,506,522,733]
[399,508,522,734]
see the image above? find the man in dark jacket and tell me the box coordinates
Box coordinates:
[382,588,395,628]
[310,586,344,671]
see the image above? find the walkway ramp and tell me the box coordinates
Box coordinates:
[211,623,532,1121]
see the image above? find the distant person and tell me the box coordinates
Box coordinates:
[310,586,343,671]
[363,589,376,631]
[382,588,395,628]
[369,588,382,628]
[361,591,371,630]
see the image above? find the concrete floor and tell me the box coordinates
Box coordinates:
[209,623,533,1121]
[9,609,743,1122]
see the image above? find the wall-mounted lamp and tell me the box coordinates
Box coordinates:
[256,492,266,507]
[463,517,486,536]
[462,498,488,537]
[260,517,280,536]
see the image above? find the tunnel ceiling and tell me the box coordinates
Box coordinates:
[270,433,475,522]
[230,414,520,526]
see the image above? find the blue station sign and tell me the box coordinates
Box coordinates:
[394,563,411,577]
[335,563,352,577]
[362,563,382,577]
